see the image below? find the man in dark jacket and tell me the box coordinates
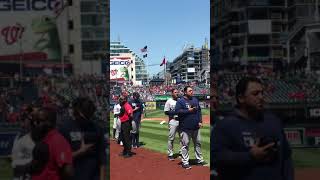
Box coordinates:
[175,86,205,169]
[211,76,294,180]
[129,92,143,148]
[59,97,107,180]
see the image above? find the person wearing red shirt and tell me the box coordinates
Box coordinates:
[30,108,74,180]
[118,95,135,158]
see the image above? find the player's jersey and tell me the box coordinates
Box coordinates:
[164,98,178,120]
[113,104,121,115]
[11,133,35,180]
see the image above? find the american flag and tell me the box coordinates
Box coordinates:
[140,46,147,53]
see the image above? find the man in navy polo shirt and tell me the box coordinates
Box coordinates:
[211,76,294,180]
[59,97,107,180]
[175,86,205,169]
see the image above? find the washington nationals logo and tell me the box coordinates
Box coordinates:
[1,23,25,45]
[111,69,119,76]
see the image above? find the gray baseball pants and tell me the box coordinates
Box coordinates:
[168,119,181,156]
[180,129,204,165]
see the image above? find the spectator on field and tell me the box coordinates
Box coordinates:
[59,97,107,180]
[211,76,294,180]
[175,86,205,169]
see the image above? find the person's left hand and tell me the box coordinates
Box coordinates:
[198,122,203,128]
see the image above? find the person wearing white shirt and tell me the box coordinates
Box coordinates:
[11,108,35,180]
[113,101,121,142]
[164,89,181,161]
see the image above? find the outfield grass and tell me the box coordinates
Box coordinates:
[140,120,211,165]
[0,158,12,180]
[292,148,320,168]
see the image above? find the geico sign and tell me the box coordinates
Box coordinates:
[110,61,130,65]
[0,0,60,11]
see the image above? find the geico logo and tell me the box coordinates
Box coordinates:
[0,0,59,11]
[110,61,130,65]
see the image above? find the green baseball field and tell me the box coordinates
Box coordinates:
[110,109,320,168]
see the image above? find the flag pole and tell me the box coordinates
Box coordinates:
[164,56,166,86]
[147,46,149,85]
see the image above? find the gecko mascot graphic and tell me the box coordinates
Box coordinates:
[120,67,129,80]
[31,16,61,60]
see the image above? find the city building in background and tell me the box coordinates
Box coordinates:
[212,0,320,149]
[110,41,147,85]
[167,40,210,84]
[134,54,148,84]
[0,0,108,76]
[77,0,108,74]
[212,0,320,72]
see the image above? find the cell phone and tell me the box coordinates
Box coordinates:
[258,136,278,150]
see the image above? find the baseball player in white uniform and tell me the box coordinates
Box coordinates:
[113,102,121,142]
[164,88,181,161]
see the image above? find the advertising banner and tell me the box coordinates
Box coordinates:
[145,102,156,110]
[305,128,320,137]
[154,95,171,101]
[0,132,18,157]
[284,128,305,145]
[0,0,64,61]
[110,58,131,80]
[309,108,320,117]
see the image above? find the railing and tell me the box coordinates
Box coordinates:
[287,20,315,41]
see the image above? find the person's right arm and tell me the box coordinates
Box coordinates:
[72,138,94,158]
[175,99,194,115]
[212,120,254,167]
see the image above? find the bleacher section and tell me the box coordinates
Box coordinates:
[218,73,320,107]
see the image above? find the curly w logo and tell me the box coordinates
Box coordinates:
[1,23,25,45]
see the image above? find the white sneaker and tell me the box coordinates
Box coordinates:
[120,141,123,146]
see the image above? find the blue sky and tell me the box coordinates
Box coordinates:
[110,0,210,76]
